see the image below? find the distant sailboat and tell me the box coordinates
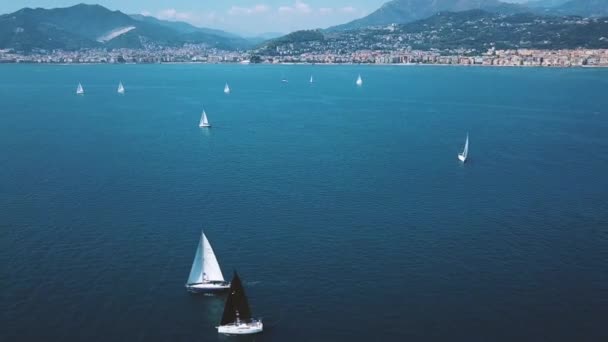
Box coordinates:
[356,74,363,86]
[217,271,263,335]
[186,231,229,292]
[117,81,125,94]
[224,83,230,94]
[309,75,314,83]
[458,133,469,162]
[76,83,84,95]
[281,73,288,83]
[199,109,211,128]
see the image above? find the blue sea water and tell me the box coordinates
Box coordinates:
[1,64,607,341]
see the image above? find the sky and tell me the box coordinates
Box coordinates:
[0,0,393,35]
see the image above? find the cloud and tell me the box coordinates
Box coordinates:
[228,4,270,16]
[156,8,193,21]
[277,3,358,17]
[295,1,312,14]
[150,8,225,27]
[278,6,293,14]
[278,1,313,15]
[339,6,357,14]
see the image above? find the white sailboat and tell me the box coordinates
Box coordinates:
[458,133,469,162]
[224,83,230,94]
[76,83,84,95]
[186,231,230,292]
[309,75,314,83]
[217,271,263,335]
[356,74,363,86]
[117,81,125,94]
[199,109,211,128]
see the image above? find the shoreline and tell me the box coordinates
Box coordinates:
[1,62,606,69]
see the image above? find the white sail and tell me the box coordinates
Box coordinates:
[199,110,210,127]
[310,75,314,83]
[76,83,84,94]
[187,237,204,284]
[459,134,469,162]
[201,233,225,281]
[224,83,230,94]
[356,75,363,86]
[187,232,225,284]
[117,82,125,94]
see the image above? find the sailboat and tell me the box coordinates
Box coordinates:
[76,83,84,95]
[458,133,469,162]
[224,83,230,94]
[199,109,211,128]
[281,73,288,83]
[309,75,314,83]
[356,74,363,86]
[186,231,230,292]
[217,271,263,335]
[117,81,125,94]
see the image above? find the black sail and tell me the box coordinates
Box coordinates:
[220,271,252,325]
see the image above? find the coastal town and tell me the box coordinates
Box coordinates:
[1,46,607,67]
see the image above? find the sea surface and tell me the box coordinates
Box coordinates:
[1,64,607,341]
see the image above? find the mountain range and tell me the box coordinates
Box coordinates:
[0,1,606,53]
[259,9,608,54]
[329,0,608,31]
[328,0,526,31]
[0,4,253,52]
[552,0,608,16]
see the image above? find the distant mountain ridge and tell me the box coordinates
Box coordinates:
[328,0,529,31]
[260,9,608,54]
[0,4,252,52]
[2,1,606,53]
[552,0,608,17]
[129,14,241,39]
[527,0,571,8]
[327,0,606,31]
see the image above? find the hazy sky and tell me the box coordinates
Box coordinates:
[0,0,396,35]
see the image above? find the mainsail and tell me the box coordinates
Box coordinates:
[187,236,204,284]
[187,232,225,284]
[356,75,363,86]
[117,82,125,94]
[220,271,252,325]
[199,110,210,127]
[224,83,230,94]
[76,83,84,94]
[202,233,224,281]
[462,134,469,160]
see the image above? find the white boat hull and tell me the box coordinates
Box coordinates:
[458,153,467,162]
[199,123,211,128]
[218,320,263,335]
[186,281,230,293]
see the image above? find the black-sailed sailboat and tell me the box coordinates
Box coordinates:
[217,271,263,335]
